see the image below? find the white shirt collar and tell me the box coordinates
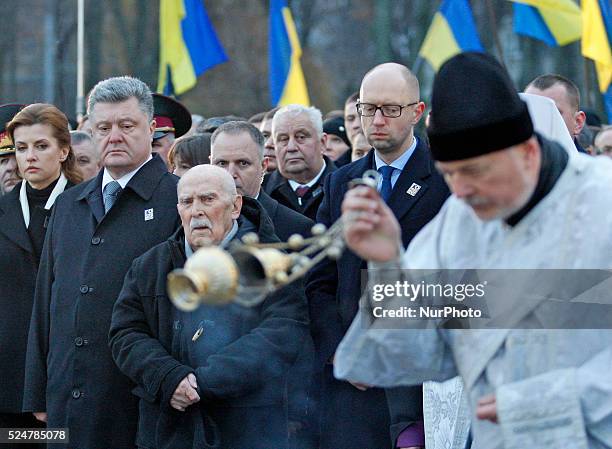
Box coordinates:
[374,136,417,171]
[19,173,68,228]
[288,159,327,191]
[102,155,152,192]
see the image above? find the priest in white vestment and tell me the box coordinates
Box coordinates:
[334,53,612,449]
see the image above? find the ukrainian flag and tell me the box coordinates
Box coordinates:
[158,0,228,96]
[511,0,582,46]
[269,0,310,106]
[418,0,484,72]
[582,0,612,119]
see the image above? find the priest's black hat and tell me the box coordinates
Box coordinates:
[153,93,192,140]
[427,52,534,162]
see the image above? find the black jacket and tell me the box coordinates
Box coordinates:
[257,190,313,240]
[0,180,73,412]
[23,155,180,449]
[263,156,336,221]
[306,141,450,447]
[109,198,309,449]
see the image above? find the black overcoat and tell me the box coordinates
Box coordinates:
[256,190,313,240]
[109,198,309,449]
[263,156,336,222]
[23,155,180,449]
[305,140,451,448]
[0,181,72,412]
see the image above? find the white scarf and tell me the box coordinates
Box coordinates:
[19,173,68,228]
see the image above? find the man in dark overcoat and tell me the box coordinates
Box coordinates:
[306,63,450,449]
[263,105,336,222]
[109,165,308,449]
[23,76,181,449]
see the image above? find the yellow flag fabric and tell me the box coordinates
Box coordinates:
[279,7,310,106]
[582,0,612,92]
[157,0,197,95]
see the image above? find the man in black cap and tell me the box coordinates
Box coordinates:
[335,52,612,449]
[322,116,351,166]
[0,104,24,195]
[152,93,192,169]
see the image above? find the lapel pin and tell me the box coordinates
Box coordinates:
[144,208,154,221]
[407,183,421,197]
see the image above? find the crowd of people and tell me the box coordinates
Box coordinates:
[0,53,611,449]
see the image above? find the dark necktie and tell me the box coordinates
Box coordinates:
[295,186,310,206]
[378,165,394,202]
[103,181,122,213]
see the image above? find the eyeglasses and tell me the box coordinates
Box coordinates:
[356,102,419,118]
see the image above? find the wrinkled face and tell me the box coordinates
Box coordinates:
[359,71,423,156]
[259,118,277,172]
[524,84,583,137]
[177,173,241,249]
[90,97,155,178]
[73,140,100,181]
[344,100,362,145]
[14,124,68,190]
[152,133,175,169]
[211,131,266,198]
[435,143,539,221]
[322,134,350,161]
[0,154,20,193]
[273,112,325,181]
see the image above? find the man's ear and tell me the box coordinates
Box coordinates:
[574,110,586,136]
[320,133,328,153]
[232,194,242,220]
[413,102,426,125]
[149,119,156,138]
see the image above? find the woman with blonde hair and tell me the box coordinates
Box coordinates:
[0,103,81,434]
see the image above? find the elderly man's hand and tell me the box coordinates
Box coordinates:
[33,412,47,423]
[341,186,402,262]
[170,373,200,411]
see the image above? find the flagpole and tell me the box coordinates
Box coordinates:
[76,0,85,122]
[583,58,592,108]
[485,0,507,69]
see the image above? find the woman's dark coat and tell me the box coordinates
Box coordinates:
[0,181,71,412]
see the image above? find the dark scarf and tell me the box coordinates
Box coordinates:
[26,177,59,260]
[506,137,569,227]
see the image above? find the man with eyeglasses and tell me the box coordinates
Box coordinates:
[306,62,449,449]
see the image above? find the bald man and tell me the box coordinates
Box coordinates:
[306,63,450,449]
[110,164,308,449]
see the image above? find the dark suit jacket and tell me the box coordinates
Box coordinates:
[306,140,450,446]
[23,155,181,449]
[257,190,313,240]
[264,156,336,221]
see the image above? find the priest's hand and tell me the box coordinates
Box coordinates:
[170,373,200,411]
[341,186,402,262]
[33,412,47,423]
[476,394,498,423]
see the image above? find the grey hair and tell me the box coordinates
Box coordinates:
[87,76,154,121]
[211,121,265,160]
[70,130,93,145]
[178,164,238,201]
[272,104,323,138]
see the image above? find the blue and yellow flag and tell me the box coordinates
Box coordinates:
[418,0,484,72]
[582,0,612,119]
[511,0,582,46]
[158,0,228,96]
[269,0,310,106]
